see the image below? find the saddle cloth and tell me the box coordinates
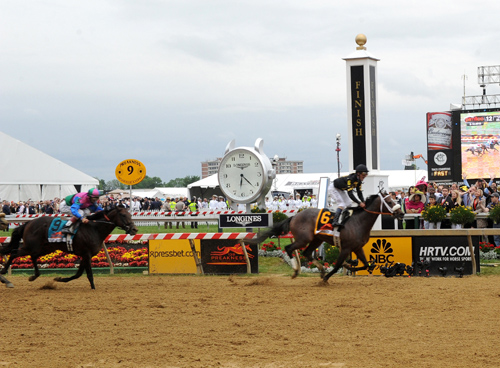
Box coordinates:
[48,218,69,242]
[47,218,77,243]
[315,208,353,237]
[314,209,340,237]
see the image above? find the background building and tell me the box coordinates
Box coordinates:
[273,157,303,174]
[201,156,303,178]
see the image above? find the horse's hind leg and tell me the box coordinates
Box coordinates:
[302,239,325,279]
[284,241,308,279]
[29,257,41,282]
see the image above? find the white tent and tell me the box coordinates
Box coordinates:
[154,187,189,200]
[0,131,98,202]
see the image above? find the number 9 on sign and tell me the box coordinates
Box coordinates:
[115,159,146,186]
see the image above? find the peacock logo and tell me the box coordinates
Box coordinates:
[369,239,395,265]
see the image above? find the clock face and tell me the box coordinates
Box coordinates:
[218,148,266,203]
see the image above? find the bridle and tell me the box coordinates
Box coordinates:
[99,208,135,233]
[363,192,401,216]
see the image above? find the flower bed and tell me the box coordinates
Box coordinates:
[479,242,500,260]
[8,246,148,269]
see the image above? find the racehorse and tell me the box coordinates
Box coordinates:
[250,191,404,282]
[0,206,138,289]
[465,146,484,156]
[0,213,13,288]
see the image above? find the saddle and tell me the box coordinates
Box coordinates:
[315,208,353,238]
[48,218,78,251]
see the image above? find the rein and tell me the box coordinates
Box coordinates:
[362,193,401,216]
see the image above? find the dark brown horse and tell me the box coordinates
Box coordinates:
[252,191,404,282]
[0,213,13,288]
[0,206,138,289]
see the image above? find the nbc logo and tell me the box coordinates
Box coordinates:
[369,239,395,265]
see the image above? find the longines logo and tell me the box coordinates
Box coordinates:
[234,163,250,169]
[369,239,394,265]
[219,213,270,228]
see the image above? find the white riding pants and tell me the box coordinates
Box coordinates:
[330,186,352,209]
[59,202,91,218]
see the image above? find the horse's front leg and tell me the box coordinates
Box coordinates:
[54,257,87,285]
[343,248,373,273]
[323,247,351,282]
[82,255,96,290]
[0,274,14,288]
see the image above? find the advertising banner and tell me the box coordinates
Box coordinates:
[219,213,271,228]
[149,239,201,274]
[427,112,453,182]
[412,236,480,276]
[201,239,258,274]
[460,110,500,179]
[353,237,413,275]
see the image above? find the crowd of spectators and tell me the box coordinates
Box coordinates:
[387,175,500,245]
[265,193,318,211]
[0,195,230,216]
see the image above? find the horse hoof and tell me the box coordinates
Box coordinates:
[54,277,62,282]
[28,276,36,282]
[5,282,14,288]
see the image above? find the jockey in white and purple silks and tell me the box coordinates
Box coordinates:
[60,188,103,235]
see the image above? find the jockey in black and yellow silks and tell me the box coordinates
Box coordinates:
[327,164,368,227]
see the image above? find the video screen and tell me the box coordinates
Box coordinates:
[461,111,500,179]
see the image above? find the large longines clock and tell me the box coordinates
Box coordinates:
[218,138,275,204]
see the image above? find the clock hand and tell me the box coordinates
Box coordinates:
[242,175,255,187]
[240,174,243,188]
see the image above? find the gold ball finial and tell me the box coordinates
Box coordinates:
[355,34,367,50]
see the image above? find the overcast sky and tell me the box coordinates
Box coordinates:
[3,0,500,183]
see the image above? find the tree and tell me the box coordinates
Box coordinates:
[133,176,164,189]
[95,178,107,191]
[105,179,127,191]
[165,175,200,187]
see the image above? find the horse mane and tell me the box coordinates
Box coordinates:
[362,193,379,209]
[86,205,125,221]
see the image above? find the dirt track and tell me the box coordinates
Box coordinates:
[1,273,500,368]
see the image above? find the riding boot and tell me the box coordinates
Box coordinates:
[330,207,343,227]
[61,219,77,235]
[331,211,342,227]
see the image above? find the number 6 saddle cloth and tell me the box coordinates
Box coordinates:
[315,208,352,237]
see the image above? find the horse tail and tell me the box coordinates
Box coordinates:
[247,217,293,244]
[1,223,26,254]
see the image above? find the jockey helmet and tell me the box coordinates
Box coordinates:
[355,164,369,174]
[88,188,100,198]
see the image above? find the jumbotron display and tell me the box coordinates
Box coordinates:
[460,111,500,179]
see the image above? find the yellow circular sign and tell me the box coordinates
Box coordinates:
[115,159,146,186]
